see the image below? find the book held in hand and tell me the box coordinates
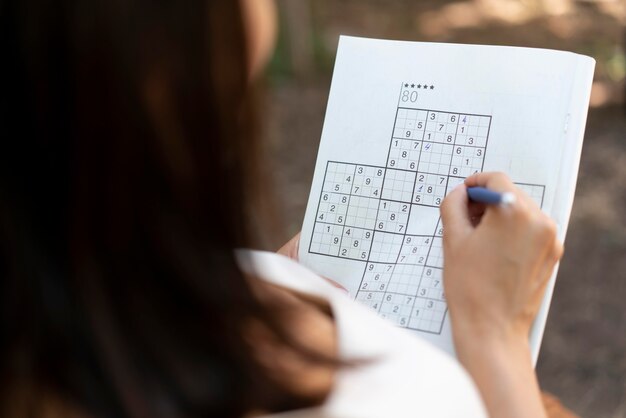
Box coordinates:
[298,36,595,362]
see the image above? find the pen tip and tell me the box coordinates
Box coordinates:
[501,192,516,205]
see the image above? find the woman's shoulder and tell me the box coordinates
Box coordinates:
[239,250,487,418]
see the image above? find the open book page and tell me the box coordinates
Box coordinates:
[298,36,595,361]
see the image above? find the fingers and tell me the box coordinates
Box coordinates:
[465,172,516,192]
[277,232,301,261]
[440,184,473,246]
[465,172,540,212]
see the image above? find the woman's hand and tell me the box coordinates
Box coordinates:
[441,172,562,344]
[440,172,563,418]
[277,232,301,261]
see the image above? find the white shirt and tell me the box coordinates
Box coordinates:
[237,250,487,418]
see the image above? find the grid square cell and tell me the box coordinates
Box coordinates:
[449,145,485,178]
[397,235,432,265]
[309,222,343,256]
[381,169,416,202]
[375,200,410,234]
[379,293,413,327]
[385,264,423,296]
[315,191,349,225]
[352,165,385,199]
[417,267,445,301]
[356,291,384,313]
[408,297,447,333]
[358,262,396,293]
[393,108,428,140]
[369,232,404,263]
[408,297,432,331]
[413,173,448,207]
[345,196,379,229]
[423,111,459,145]
[455,115,490,147]
[322,162,356,195]
[338,226,374,261]
[445,176,466,195]
[417,142,453,176]
[388,138,421,171]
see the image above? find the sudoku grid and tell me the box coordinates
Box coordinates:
[308,100,545,334]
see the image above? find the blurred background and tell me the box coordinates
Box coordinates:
[262,0,626,417]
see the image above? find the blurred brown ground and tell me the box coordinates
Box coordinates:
[263,1,626,417]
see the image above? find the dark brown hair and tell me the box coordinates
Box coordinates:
[0,1,316,417]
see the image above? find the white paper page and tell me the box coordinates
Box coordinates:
[299,36,595,360]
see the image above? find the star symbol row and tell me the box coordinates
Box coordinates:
[405,83,435,90]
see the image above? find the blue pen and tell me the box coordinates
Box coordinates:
[467,187,516,205]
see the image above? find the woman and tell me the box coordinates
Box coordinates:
[0,0,565,417]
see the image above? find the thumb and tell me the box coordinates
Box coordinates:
[440,184,473,246]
